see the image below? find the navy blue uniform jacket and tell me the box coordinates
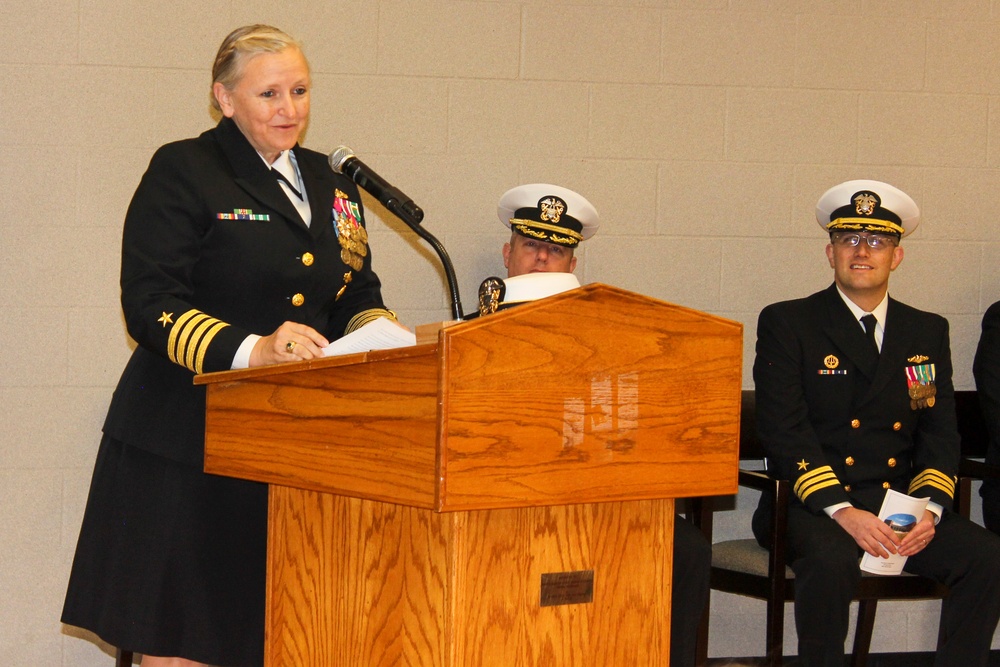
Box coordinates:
[754,284,958,515]
[103,117,391,467]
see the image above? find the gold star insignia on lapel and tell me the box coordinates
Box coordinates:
[158,312,174,327]
[797,459,809,471]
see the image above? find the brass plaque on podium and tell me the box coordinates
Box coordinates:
[540,570,594,607]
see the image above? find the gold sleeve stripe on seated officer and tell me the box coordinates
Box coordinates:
[909,469,955,498]
[167,309,230,374]
[794,465,841,501]
[345,308,397,334]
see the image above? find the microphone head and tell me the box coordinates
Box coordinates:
[328,146,356,174]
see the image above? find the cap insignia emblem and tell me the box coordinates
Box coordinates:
[824,354,839,369]
[854,192,878,217]
[478,277,506,316]
[539,196,566,223]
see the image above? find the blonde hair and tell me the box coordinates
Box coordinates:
[210,25,305,112]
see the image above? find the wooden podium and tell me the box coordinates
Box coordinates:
[196,284,742,666]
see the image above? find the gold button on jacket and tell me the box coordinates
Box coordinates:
[291,293,305,306]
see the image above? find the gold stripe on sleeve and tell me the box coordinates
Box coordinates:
[168,310,208,366]
[909,469,955,499]
[346,308,397,334]
[194,322,228,374]
[166,308,230,373]
[184,316,225,373]
[794,465,841,502]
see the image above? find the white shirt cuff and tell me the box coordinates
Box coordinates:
[824,502,853,518]
[231,334,261,370]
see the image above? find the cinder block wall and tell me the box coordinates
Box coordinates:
[2,1,999,664]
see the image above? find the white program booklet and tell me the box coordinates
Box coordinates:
[321,317,416,357]
[859,489,930,575]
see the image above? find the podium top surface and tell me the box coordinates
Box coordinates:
[200,284,743,511]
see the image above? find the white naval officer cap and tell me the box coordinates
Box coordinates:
[497,183,599,248]
[815,179,920,239]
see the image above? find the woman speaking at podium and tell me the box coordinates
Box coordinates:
[62,24,398,667]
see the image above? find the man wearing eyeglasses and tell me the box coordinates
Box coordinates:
[751,180,1000,666]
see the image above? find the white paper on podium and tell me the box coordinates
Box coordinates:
[859,489,930,575]
[321,317,416,357]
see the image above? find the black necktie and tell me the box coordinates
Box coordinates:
[272,169,302,199]
[861,314,879,355]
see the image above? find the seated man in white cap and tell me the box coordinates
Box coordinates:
[478,183,711,667]
[476,183,597,315]
[751,180,1000,666]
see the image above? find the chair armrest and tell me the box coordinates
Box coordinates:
[735,469,793,581]
[960,457,1000,481]
[690,468,785,545]
[739,468,782,494]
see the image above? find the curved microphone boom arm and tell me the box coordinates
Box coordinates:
[329,147,465,321]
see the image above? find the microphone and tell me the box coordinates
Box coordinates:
[328,146,465,321]
[329,146,424,226]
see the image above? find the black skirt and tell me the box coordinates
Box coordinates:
[62,435,267,667]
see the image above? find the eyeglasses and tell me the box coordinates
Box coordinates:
[831,233,898,250]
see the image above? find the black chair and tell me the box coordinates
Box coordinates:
[691,390,988,667]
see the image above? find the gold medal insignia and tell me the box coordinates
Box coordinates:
[905,364,937,410]
[333,194,367,271]
[824,355,839,369]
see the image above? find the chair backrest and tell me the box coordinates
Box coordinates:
[739,390,764,461]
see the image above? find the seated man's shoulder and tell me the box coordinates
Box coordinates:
[890,298,949,329]
[985,300,1000,322]
[759,288,829,320]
